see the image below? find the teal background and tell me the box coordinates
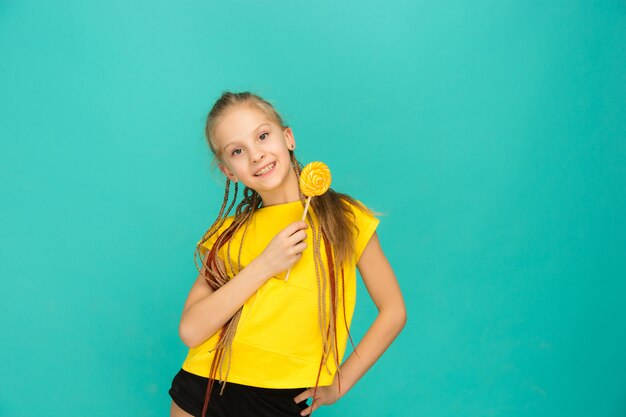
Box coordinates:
[1,1,625,416]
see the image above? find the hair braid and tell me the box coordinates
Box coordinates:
[194,179,238,276]
[292,153,330,356]
[292,151,345,401]
[197,183,262,416]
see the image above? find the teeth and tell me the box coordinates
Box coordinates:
[255,162,275,176]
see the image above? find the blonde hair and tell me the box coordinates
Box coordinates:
[194,91,377,417]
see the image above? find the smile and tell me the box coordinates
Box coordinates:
[254,162,276,176]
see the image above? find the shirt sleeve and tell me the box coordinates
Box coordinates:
[350,200,380,262]
[197,217,234,258]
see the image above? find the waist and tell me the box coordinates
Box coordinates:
[178,368,307,395]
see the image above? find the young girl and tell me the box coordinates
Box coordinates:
[169,91,406,417]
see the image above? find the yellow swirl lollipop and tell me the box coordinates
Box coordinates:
[299,161,332,196]
[285,161,332,282]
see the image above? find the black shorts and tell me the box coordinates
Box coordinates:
[169,368,310,417]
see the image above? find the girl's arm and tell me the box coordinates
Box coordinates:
[295,231,406,415]
[179,221,308,348]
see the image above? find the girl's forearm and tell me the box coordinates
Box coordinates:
[335,307,406,395]
[179,258,271,348]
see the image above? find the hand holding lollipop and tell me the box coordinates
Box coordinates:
[284,161,331,282]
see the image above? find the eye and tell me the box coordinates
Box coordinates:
[259,132,269,140]
[231,148,243,156]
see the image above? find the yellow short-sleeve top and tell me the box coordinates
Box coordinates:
[181,198,379,388]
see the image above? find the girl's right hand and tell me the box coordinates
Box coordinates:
[256,221,308,279]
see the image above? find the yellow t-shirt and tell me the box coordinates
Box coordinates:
[181,198,379,388]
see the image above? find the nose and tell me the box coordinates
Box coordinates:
[250,145,265,163]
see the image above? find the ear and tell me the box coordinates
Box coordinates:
[218,163,238,182]
[283,127,296,150]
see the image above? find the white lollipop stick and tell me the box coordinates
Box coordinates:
[284,196,312,282]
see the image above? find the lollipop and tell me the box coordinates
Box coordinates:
[284,161,332,282]
[299,161,332,197]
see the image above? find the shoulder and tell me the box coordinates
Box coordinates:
[197,215,236,256]
[340,197,381,261]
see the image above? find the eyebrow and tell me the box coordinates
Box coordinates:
[222,123,271,152]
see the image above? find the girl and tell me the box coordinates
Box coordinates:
[169,91,406,417]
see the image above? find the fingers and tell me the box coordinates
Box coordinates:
[293,389,315,416]
[299,400,320,416]
[293,388,311,404]
[264,221,309,274]
[293,390,311,404]
[285,222,308,250]
[284,221,308,237]
[292,240,307,253]
[287,231,308,247]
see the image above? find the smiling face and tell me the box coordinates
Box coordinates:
[212,104,300,206]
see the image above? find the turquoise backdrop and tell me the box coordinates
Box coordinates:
[1,1,625,416]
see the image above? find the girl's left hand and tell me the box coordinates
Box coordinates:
[293,378,342,416]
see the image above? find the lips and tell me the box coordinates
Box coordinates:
[254,162,276,176]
